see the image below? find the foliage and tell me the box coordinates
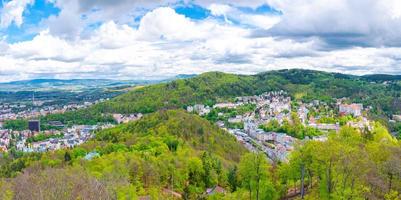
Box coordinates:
[41,109,115,127]
[1,69,400,199]
[280,123,401,199]
[0,110,249,199]
[225,122,244,129]
[261,117,323,139]
[238,152,277,200]
[3,119,28,131]
[15,69,401,130]
[26,133,64,143]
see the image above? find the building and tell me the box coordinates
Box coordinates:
[205,186,226,196]
[213,102,238,109]
[48,121,64,128]
[297,105,309,124]
[309,123,340,131]
[228,115,243,123]
[339,103,363,116]
[393,115,401,122]
[187,104,210,116]
[28,120,40,132]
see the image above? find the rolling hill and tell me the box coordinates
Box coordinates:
[0,74,197,92]
[36,69,401,128]
[90,69,400,118]
[1,70,401,200]
[0,110,248,199]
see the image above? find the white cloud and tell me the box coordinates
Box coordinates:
[43,0,177,39]
[9,30,88,62]
[0,0,34,28]
[208,3,232,19]
[2,1,401,82]
[238,14,281,29]
[266,0,401,46]
[208,3,280,29]
[193,0,267,9]
[138,7,199,41]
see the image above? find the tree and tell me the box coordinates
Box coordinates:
[164,138,179,152]
[227,166,238,192]
[13,168,111,200]
[64,152,71,162]
[238,152,275,200]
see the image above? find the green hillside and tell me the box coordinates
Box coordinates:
[33,69,401,130]
[93,72,255,114]
[1,70,401,199]
[1,111,400,200]
[93,69,400,117]
[0,110,253,199]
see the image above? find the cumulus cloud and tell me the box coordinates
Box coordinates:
[43,0,177,39]
[208,3,280,29]
[266,0,401,47]
[1,0,401,82]
[137,7,199,41]
[208,4,232,16]
[0,0,34,28]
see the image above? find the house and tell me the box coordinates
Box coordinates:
[228,115,243,123]
[113,113,142,124]
[393,115,401,122]
[48,121,64,128]
[339,103,363,116]
[187,104,210,116]
[213,102,238,109]
[205,186,226,196]
[113,114,124,124]
[347,117,373,131]
[297,105,309,124]
[309,123,340,131]
[216,121,225,127]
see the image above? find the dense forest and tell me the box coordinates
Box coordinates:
[36,69,400,129]
[0,110,400,199]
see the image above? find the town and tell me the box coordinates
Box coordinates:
[187,91,377,162]
[0,94,146,152]
[0,112,144,153]
[0,90,399,162]
[0,97,109,122]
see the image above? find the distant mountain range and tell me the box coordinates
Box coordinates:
[1,71,400,92]
[0,74,197,91]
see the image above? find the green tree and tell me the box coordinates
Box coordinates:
[238,152,276,200]
[64,152,71,162]
[227,166,238,192]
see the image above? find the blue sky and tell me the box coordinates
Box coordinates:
[1,0,59,42]
[0,0,401,82]
[2,1,277,42]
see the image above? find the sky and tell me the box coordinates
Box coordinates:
[0,0,401,82]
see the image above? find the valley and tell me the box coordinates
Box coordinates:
[0,69,400,199]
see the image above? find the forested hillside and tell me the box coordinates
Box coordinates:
[0,110,251,199]
[1,70,401,199]
[32,69,401,130]
[6,69,399,133]
[98,70,398,115]
[1,111,400,199]
[92,69,401,118]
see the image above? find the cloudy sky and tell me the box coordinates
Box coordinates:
[0,0,401,82]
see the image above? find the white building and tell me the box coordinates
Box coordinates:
[339,103,363,116]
